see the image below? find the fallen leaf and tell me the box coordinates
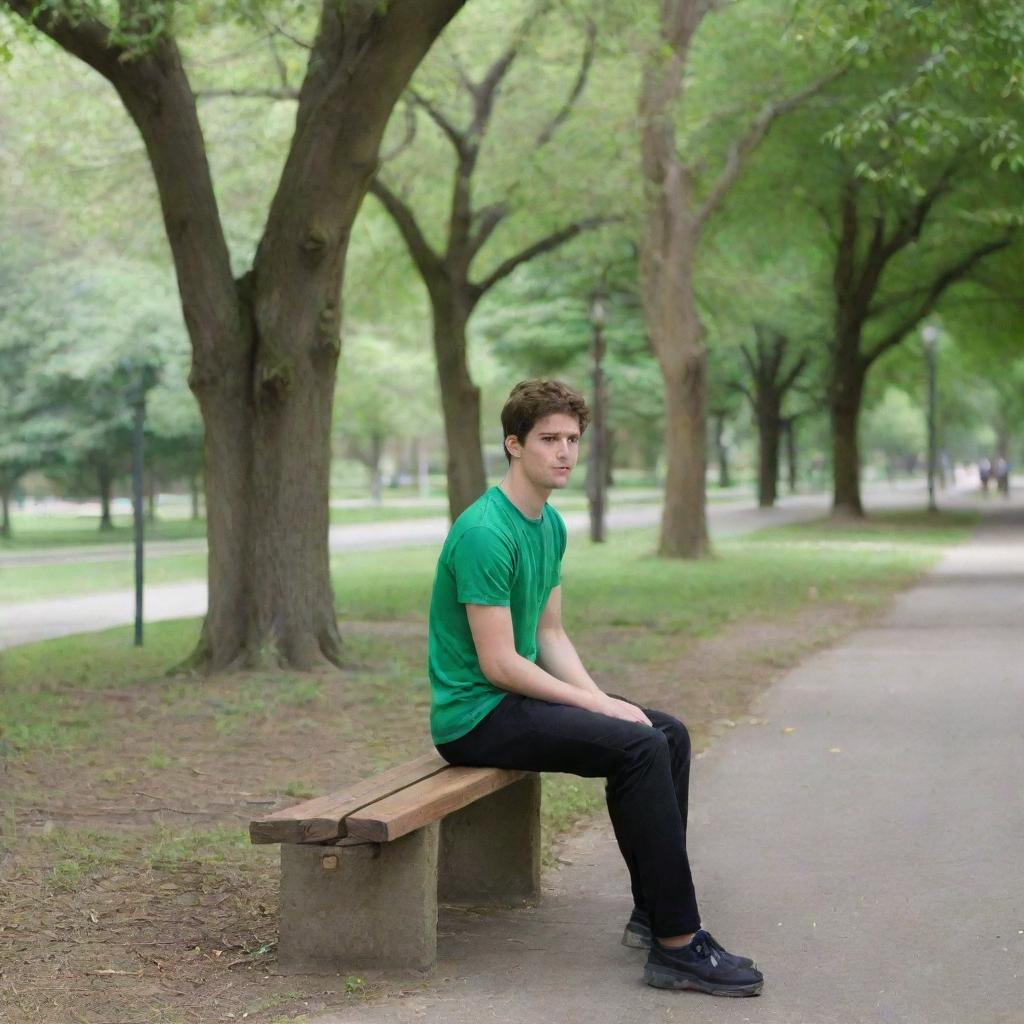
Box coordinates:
[783,727,796,735]
[829,747,842,754]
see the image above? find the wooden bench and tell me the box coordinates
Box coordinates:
[249,752,540,971]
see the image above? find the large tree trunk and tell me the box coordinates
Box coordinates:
[639,3,710,558]
[432,292,487,521]
[142,5,464,671]
[97,462,114,531]
[830,372,865,516]
[658,353,710,558]
[757,413,780,508]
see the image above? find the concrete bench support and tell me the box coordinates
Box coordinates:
[274,774,542,972]
[439,773,541,905]
[278,823,440,972]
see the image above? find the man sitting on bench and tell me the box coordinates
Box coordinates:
[426,378,764,997]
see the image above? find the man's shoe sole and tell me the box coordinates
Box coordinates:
[643,964,763,997]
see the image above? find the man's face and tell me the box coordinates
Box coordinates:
[507,412,581,491]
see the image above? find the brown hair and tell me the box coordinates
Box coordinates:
[500,379,591,462]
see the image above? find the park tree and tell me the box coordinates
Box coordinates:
[636,0,841,556]
[735,324,810,507]
[367,2,613,520]
[1,0,468,669]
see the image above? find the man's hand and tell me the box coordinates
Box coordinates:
[589,694,653,727]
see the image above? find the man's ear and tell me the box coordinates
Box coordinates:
[505,434,522,459]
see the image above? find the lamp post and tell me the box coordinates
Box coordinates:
[587,289,608,543]
[921,325,939,514]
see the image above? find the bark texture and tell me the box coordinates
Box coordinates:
[6,0,467,669]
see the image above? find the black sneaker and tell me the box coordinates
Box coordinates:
[622,911,755,969]
[644,930,764,997]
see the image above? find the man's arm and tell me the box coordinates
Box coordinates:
[535,586,603,697]
[466,598,651,726]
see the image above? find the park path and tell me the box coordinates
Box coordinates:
[307,496,1024,1024]
[0,491,849,649]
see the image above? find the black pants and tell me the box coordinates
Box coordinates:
[436,693,701,937]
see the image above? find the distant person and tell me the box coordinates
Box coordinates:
[995,456,1010,496]
[427,379,763,997]
[979,457,992,493]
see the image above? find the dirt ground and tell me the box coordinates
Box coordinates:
[1,601,873,1024]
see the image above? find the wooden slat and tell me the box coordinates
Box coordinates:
[249,752,448,845]
[344,766,528,843]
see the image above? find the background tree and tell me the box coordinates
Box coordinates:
[636,0,842,557]
[809,1,1023,514]
[368,2,614,519]
[736,324,810,507]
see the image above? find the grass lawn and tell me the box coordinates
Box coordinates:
[0,513,210,549]
[0,509,972,1023]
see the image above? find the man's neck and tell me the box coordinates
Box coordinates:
[499,470,550,521]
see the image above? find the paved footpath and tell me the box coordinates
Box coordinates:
[308,499,1024,1024]
[0,492,847,650]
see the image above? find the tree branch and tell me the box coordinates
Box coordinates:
[780,351,809,394]
[472,215,614,296]
[469,0,549,143]
[876,162,958,265]
[266,19,313,51]
[368,178,443,280]
[695,66,846,230]
[534,17,596,149]
[863,234,1014,367]
[410,89,470,160]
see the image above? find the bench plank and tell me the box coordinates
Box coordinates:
[344,765,528,843]
[249,752,448,845]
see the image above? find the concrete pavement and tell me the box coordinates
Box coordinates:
[304,498,1023,1024]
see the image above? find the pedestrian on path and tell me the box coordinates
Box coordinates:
[426,379,763,998]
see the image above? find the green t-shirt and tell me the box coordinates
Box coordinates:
[427,486,567,745]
